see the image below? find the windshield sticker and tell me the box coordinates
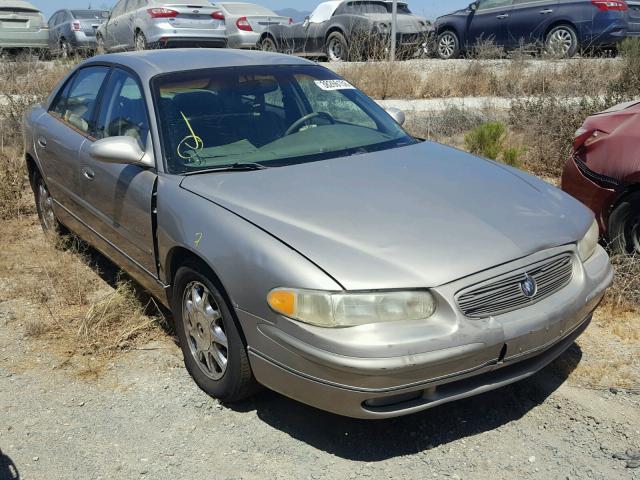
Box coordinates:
[314,80,356,91]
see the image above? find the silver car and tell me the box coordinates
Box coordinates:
[0,0,48,51]
[213,2,291,49]
[48,9,109,57]
[23,49,612,419]
[96,0,225,52]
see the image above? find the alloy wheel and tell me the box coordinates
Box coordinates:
[438,33,456,59]
[182,281,228,380]
[135,33,146,51]
[328,38,345,61]
[547,28,573,57]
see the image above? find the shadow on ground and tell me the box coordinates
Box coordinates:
[231,346,582,462]
[0,449,19,480]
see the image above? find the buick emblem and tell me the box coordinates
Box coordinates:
[520,274,537,298]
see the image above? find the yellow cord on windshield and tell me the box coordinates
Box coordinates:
[177,111,204,160]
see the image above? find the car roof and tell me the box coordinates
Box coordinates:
[84,49,315,81]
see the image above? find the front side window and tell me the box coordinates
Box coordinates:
[110,0,127,18]
[96,69,149,149]
[50,66,110,134]
[153,65,415,174]
[478,0,513,10]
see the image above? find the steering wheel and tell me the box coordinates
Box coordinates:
[285,111,335,136]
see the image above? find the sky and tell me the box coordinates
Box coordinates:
[28,0,470,21]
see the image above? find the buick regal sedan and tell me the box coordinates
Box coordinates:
[23,49,612,419]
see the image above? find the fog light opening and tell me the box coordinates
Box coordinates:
[363,391,423,409]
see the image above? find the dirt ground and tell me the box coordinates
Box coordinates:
[0,216,639,480]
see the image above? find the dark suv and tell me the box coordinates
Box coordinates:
[434,0,629,59]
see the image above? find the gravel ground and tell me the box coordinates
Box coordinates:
[1,300,639,480]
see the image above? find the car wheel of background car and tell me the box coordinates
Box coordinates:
[96,34,105,54]
[134,31,148,51]
[173,262,259,403]
[59,39,70,59]
[436,31,460,60]
[33,173,65,241]
[608,191,640,255]
[545,25,578,58]
[259,36,277,52]
[326,31,350,62]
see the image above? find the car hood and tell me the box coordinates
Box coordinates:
[180,141,592,290]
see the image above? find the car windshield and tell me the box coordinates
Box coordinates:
[152,65,415,174]
[71,10,109,19]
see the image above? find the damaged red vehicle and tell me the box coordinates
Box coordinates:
[562,100,640,255]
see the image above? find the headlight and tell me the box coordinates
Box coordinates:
[577,219,599,262]
[267,289,436,327]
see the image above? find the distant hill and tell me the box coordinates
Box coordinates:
[275,8,312,23]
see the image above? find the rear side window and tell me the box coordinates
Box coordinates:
[95,69,149,149]
[50,66,110,134]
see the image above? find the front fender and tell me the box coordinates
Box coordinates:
[156,174,342,319]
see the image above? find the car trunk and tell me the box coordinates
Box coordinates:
[158,3,224,29]
[0,6,44,31]
[242,15,290,33]
[71,12,108,37]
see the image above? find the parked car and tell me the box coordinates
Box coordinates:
[0,0,48,52]
[48,9,109,58]
[212,2,291,49]
[562,100,640,255]
[434,0,629,59]
[96,0,226,52]
[258,0,432,61]
[24,49,612,419]
[627,1,640,37]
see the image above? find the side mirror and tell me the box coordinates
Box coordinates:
[469,2,479,11]
[89,136,152,167]
[386,107,406,126]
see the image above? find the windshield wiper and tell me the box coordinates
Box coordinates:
[184,162,269,176]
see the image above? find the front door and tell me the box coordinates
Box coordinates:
[466,0,513,48]
[507,0,558,48]
[77,68,158,275]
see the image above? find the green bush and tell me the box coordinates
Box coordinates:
[501,146,522,168]
[464,121,505,159]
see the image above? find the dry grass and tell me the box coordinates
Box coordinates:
[0,217,165,363]
[0,147,26,220]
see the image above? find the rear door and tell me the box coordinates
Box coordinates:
[507,0,558,47]
[77,68,158,275]
[466,0,513,47]
[34,66,110,219]
[103,0,127,49]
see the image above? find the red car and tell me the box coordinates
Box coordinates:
[562,100,640,255]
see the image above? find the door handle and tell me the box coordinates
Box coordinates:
[37,137,47,148]
[539,9,554,14]
[496,13,510,19]
[82,167,95,181]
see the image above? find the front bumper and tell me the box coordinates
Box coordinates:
[239,245,612,418]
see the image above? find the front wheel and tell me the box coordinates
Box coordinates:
[259,36,277,52]
[436,31,460,60]
[608,192,640,255]
[545,25,578,58]
[326,31,350,62]
[173,263,259,402]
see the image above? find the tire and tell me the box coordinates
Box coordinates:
[436,30,460,60]
[608,192,640,255]
[134,31,147,51]
[325,31,350,62]
[96,34,105,54]
[59,39,70,59]
[545,25,578,58]
[259,36,277,52]
[172,262,259,403]
[33,173,65,241]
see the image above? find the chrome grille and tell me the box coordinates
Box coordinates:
[456,253,574,319]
